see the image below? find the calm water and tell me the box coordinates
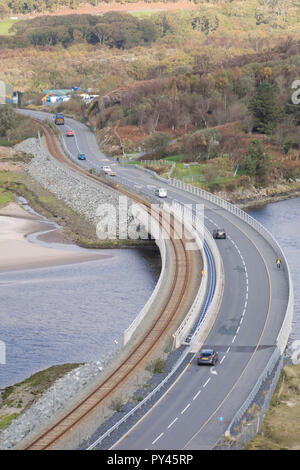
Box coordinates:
[248,197,300,346]
[0,246,160,388]
[0,197,298,389]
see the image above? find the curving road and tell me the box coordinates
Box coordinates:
[18,109,290,449]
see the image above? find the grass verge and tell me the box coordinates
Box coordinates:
[245,364,300,450]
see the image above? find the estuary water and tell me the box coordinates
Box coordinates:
[0,196,298,390]
[248,197,300,346]
[0,245,160,389]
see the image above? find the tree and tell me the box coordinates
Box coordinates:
[249,83,280,134]
[240,140,271,186]
[0,105,15,137]
[142,132,172,158]
[191,14,219,35]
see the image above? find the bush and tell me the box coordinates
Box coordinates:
[147,358,165,374]
[237,175,252,188]
[207,182,223,193]
[225,181,236,192]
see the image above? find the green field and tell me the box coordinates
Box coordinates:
[0,19,18,35]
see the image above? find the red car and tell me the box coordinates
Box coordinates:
[66,129,74,137]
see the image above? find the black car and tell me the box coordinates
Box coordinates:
[213,228,226,239]
[197,349,218,366]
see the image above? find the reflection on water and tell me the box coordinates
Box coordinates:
[248,197,300,346]
[0,246,160,388]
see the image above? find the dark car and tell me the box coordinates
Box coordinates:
[197,349,218,366]
[78,153,86,161]
[213,228,226,239]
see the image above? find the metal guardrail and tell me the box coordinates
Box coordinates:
[86,346,192,450]
[169,178,293,352]
[169,178,294,441]
[86,202,219,450]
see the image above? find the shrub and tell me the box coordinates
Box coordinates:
[225,181,236,192]
[237,175,252,188]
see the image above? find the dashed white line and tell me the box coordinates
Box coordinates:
[167,417,178,429]
[203,378,211,388]
[152,432,164,445]
[193,390,202,400]
[181,403,191,414]
[232,335,237,343]
[220,355,226,364]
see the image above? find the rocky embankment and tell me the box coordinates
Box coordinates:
[15,137,136,239]
[0,354,119,449]
[214,182,300,210]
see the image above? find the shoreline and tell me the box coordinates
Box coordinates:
[221,185,300,211]
[0,202,110,273]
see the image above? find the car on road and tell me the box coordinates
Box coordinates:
[78,153,86,160]
[54,113,64,125]
[107,170,116,176]
[213,228,226,239]
[197,349,218,366]
[102,166,112,174]
[155,188,167,198]
[66,129,74,137]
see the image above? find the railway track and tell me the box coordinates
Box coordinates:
[21,121,195,450]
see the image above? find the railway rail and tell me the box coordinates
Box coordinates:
[21,121,196,450]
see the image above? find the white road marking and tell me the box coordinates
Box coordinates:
[152,432,164,445]
[203,378,211,388]
[167,417,178,429]
[193,390,202,400]
[181,403,191,414]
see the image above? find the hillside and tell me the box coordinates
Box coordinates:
[0,1,299,196]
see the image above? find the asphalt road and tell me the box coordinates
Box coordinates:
[18,109,290,449]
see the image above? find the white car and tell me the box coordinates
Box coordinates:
[102,166,112,174]
[155,188,167,198]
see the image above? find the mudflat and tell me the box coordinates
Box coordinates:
[0,203,109,273]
